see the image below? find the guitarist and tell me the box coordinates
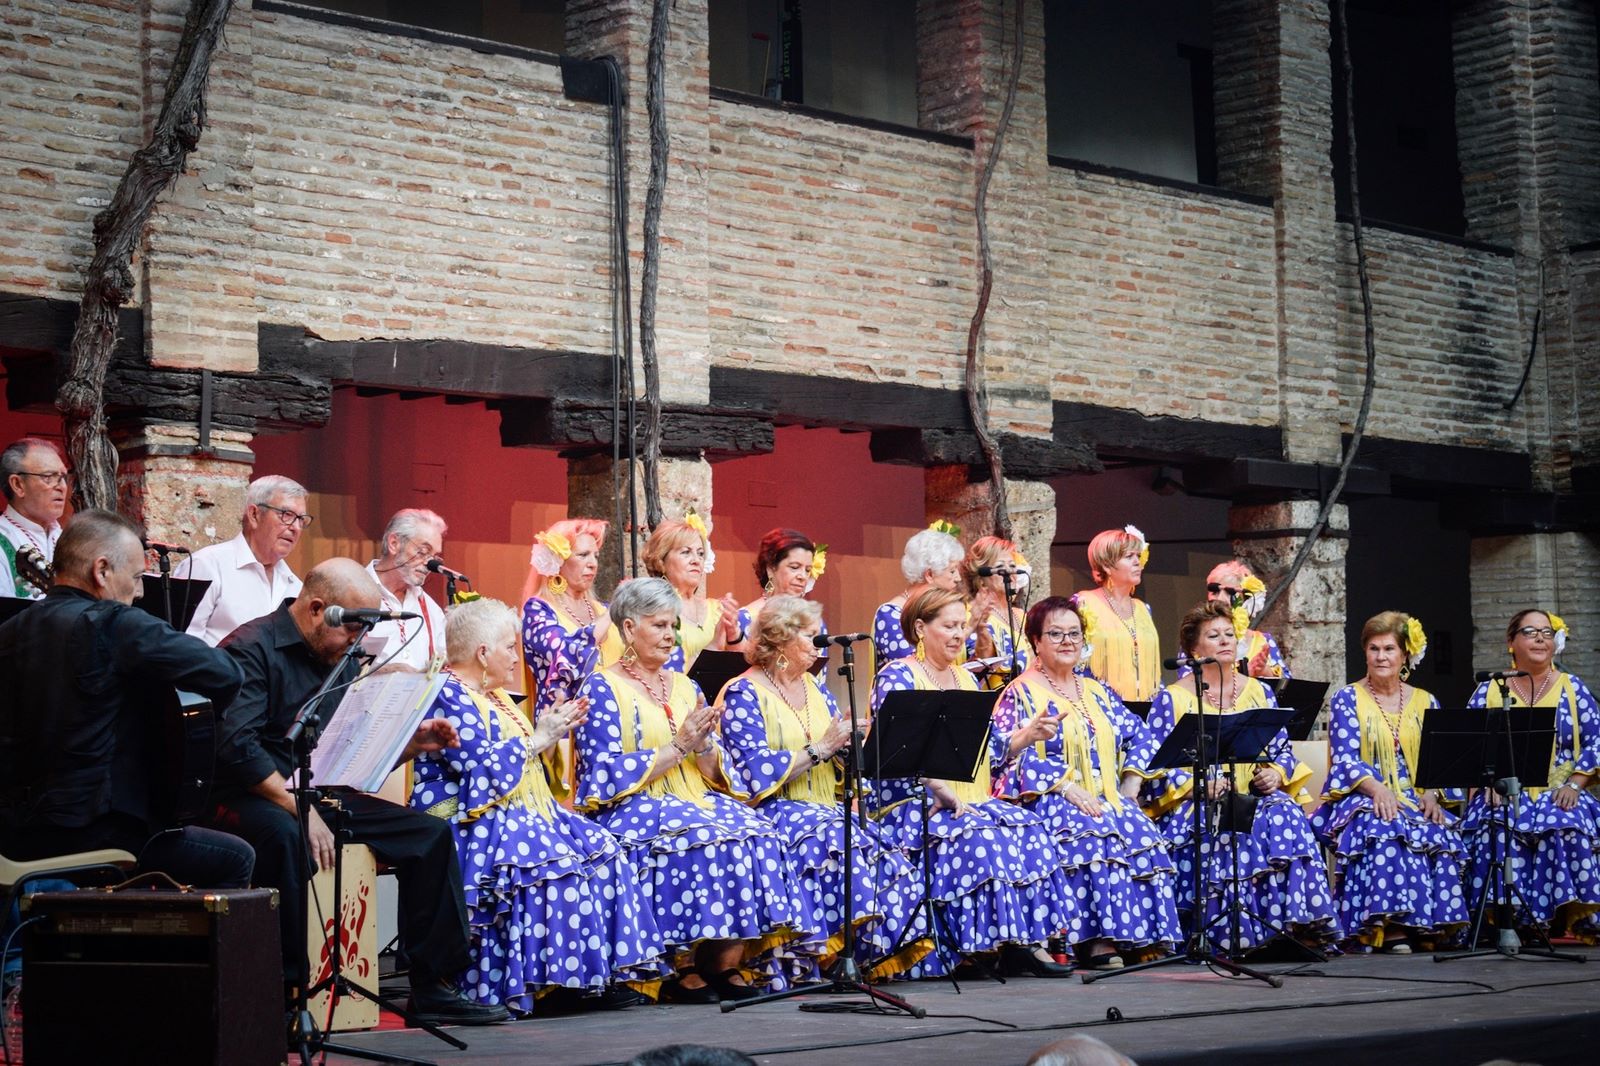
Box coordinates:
[0,510,255,887]
[0,438,68,600]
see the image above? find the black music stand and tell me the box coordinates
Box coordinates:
[688,650,748,707]
[1274,679,1331,741]
[1416,706,1582,963]
[1121,700,1153,721]
[1085,705,1295,988]
[865,688,1000,989]
[135,575,210,631]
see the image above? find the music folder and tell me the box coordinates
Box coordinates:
[689,650,749,705]
[136,575,212,631]
[1413,706,1557,792]
[1148,705,1295,772]
[863,689,999,784]
[1273,678,1331,741]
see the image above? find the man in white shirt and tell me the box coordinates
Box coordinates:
[0,438,69,600]
[178,475,310,645]
[363,509,449,672]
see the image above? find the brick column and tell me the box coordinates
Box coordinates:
[1230,500,1349,684]
[924,465,1055,601]
[1212,0,1341,466]
[117,426,256,545]
[566,0,712,405]
[567,453,713,590]
[1469,532,1599,682]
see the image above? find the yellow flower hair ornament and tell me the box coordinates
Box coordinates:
[1068,593,1097,665]
[684,509,717,573]
[530,530,572,577]
[450,588,483,606]
[1232,603,1252,643]
[1011,550,1032,592]
[1404,616,1428,673]
[809,544,829,581]
[929,518,962,538]
[1124,523,1150,567]
[1549,612,1569,657]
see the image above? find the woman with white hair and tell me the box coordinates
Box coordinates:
[871,525,966,668]
[719,595,929,979]
[411,598,663,1013]
[575,578,813,1004]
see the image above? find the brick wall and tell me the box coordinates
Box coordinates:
[1470,531,1600,683]
[1333,227,1523,448]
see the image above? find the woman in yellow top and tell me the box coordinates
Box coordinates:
[1075,526,1161,701]
[1463,609,1600,939]
[718,595,929,979]
[867,587,1073,977]
[964,534,1031,686]
[412,598,663,1013]
[1315,611,1466,952]
[521,518,626,714]
[642,517,742,672]
[1143,600,1338,952]
[574,578,811,1004]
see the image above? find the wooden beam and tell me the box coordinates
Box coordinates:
[870,427,1101,479]
[1182,457,1390,501]
[1343,434,1530,494]
[1053,400,1283,463]
[497,399,773,458]
[1440,491,1599,535]
[709,366,968,431]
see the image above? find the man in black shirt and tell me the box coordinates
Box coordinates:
[210,556,505,1026]
[0,510,253,887]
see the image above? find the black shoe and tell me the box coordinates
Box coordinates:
[661,970,720,1005]
[406,983,511,1026]
[590,984,652,1010]
[707,968,761,1001]
[1000,943,1074,978]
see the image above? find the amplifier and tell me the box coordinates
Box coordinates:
[21,888,284,1066]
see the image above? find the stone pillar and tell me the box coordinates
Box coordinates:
[924,465,1056,601]
[566,0,712,404]
[1229,499,1349,685]
[567,453,713,590]
[1469,532,1600,682]
[1212,0,1342,466]
[115,425,256,545]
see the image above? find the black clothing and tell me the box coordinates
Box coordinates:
[210,603,470,986]
[0,586,243,839]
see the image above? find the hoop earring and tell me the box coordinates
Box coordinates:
[549,574,568,595]
[915,637,926,662]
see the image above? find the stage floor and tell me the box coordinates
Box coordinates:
[326,947,1600,1066]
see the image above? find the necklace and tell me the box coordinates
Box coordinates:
[620,660,676,731]
[914,657,958,691]
[1363,678,1408,756]
[560,589,598,626]
[1038,669,1094,734]
[1205,669,1239,711]
[764,668,816,740]
[1097,589,1143,684]
[1511,672,1555,706]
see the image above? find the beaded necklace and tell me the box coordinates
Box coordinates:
[764,668,817,742]
[620,660,677,733]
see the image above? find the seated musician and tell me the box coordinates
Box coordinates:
[207,558,507,1025]
[0,510,254,887]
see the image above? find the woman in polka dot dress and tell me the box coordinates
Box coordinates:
[871,526,965,671]
[1314,611,1466,952]
[867,586,1075,978]
[575,578,815,1004]
[1462,608,1600,940]
[410,598,664,1014]
[993,596,1182,969]
[1143,600,1339,953]
[520,518,625,716]
[720,595,931,981]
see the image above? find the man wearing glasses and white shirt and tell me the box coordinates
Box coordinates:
[362,508,449,672]
[0,438,70,600]
[179,475,310,645]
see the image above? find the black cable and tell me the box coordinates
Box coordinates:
[1502,306,1541,410]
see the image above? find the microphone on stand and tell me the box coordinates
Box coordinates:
[425,558,470,582]
[813,632,870,649]
[1163,654,1216,670]
[143,539,189,554]
[1474,669,1530,683]
[324,605,422,627]
[975,564,1019,577]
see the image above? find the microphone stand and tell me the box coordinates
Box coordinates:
[150,544,178,627]
[285,622,467,1066]
[1085,658,1280,987]
[722,637,926,1018]
[999,571,1021,684]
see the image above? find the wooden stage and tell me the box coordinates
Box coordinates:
[326,947,1600,1066]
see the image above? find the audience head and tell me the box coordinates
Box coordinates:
[291,557,381,663]
[900,528,964,590]
[746,594,822,672]
[377,508,446,591]
[1026,1034,1137,1066]
[242,475,311,567]
[627,1046,757,1066]
[754,528,815,597]
[1,437,69,525]
[52,509,144,605]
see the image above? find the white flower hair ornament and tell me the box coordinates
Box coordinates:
[1124,524,1150,567]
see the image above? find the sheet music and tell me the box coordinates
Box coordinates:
[311,672,447,792]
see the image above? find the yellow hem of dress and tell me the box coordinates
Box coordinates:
[866,937,935,980]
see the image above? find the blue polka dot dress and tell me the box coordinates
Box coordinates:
[521,596,624,715]
[993,675,1182,956]
[1310,683,1467,947]
[1143,679,1340,951]
[1459,673,1600,938]
[719,674,931,978]
[410,677,665,1012]
[966,607,1031,688]
[867,660,1075,973]
[872,602,913,673]
[574,668,815,974]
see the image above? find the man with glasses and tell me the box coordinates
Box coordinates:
[178,475,311,645]
[0,437,70,600]
[363,508,449,672]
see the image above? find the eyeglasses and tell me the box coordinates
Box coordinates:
[14,471,71,488]
[258,503,314,529]
[1042,629,1083,645]
[1516,626,1557,640]
[1206,583,1243,598]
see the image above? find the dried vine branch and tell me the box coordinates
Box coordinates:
[637,0,671,529]
[963,0,1025,541]
[57,0,238,511]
